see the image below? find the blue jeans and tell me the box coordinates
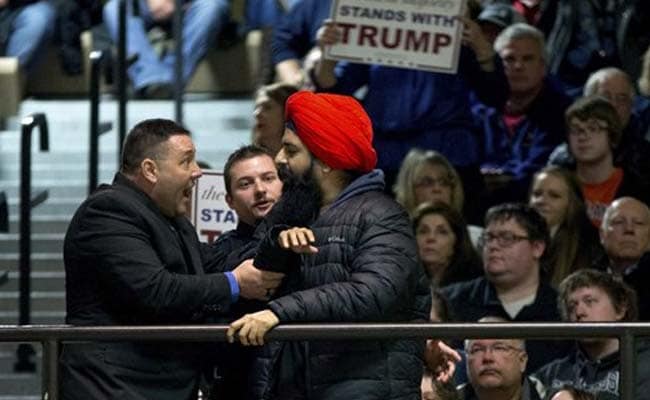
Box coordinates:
[103,0,229,90]
[5,1,56,73]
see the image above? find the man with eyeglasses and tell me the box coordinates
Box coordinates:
[594,197,650,320]
[549,67,650,180]
[459,317,545,400]
[442,203,571,373]
[564,96,650,228]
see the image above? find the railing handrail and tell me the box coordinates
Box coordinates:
[5,322,648,400]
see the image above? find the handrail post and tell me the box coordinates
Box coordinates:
[15,113,50,372]
[173,0,184,125]
[620,329,635,400]
[89,50,103,194]
[42,339,60,400]
[117,0,128,162]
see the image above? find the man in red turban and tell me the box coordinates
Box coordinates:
[227,92,459,399]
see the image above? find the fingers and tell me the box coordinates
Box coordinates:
[226,317,245,343]
[279,228,319,253]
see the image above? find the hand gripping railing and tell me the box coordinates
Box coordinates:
[89,50,114,194]
[0,322,647,400]
[15,113,49,372]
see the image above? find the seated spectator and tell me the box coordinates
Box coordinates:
[544,1,649,92]
[564,96,650,227]
[251,82,298,156]
[457,316,545,400]
[442,203,571,373]
[0,0,56,75]
[394,149,465,214]
[413,202,483,288]
[476,2,525,44]
[102,0,229,98]
[271,0,331,87]
[528,166,604,287]
[533,269,650,399]
[473,23,569,208]
[549,67,650,178]
[313,14,509,191]
[595,197,650,320]
[550,386,596,400]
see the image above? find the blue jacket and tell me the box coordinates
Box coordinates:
[473,79,570,190]
[271,0,331,64]
[321,48,509,171]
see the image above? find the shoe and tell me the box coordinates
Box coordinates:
[136,82,173,100]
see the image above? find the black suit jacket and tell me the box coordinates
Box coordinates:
[60,173,232,400]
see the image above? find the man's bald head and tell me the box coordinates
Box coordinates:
[601,197,650,271]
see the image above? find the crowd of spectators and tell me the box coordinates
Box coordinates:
[6,0,650,399]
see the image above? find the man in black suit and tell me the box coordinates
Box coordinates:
[59,119,284,400]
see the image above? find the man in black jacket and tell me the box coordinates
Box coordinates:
[60,119,284,400]
[227,91,446,400]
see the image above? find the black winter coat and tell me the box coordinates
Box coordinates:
[249,171,430,400]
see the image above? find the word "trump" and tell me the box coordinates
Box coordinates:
[336,23,452,53]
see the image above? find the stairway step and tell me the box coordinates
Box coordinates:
[0,163,116,181]
[2,272,65,292]
[8,216,69,235]
[0,234,65,254]
[0,291,65,313]
[7,198,82,217]
[0,311,65,325]
[0,253,63,273]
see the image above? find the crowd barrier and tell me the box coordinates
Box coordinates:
[1,322,649,400]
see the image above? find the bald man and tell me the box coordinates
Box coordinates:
[598,197,650,320]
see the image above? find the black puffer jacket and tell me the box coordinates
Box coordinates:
[250,170,430,400]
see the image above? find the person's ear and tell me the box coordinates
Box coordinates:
[141,158,158,184]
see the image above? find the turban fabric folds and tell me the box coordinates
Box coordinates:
[285,91,377,173]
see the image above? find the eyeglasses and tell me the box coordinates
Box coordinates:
[414,176,452,188]
[466,343,522,357]
[478,231,530,248]
[568,121,608,137]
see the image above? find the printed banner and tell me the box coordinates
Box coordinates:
[190,170,237,244]
[326,0,466,73]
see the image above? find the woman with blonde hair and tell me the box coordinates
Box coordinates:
[528,165,603,286]
[393,148,465,215]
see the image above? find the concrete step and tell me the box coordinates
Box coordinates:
[0,311,65,325]
[0,291,65,313]
[2,272,65,292]
[0,182,89,200]
[8,216,70,235]
[0,234,65,254]
[0,253,64,272]
[0,374,41,397]
[0,163,115,181]
[7,198,82,217]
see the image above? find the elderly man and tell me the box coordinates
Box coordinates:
[596,197,650,320]
[549,67,650,178]
[473,23,569,208]
[60,119,284,400]
[459,317,544,400]
[534,269,650,399]
[442,203,570,373]
[226,91,448,399]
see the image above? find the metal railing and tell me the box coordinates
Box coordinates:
[2,322,648,400]
[88,50,114,194]
[16,113,50,372]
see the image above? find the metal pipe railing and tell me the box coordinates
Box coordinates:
[16,113,50,372]
[173,0,184,125]
[88,50,114,195]
[1,322,649,399]
[117,0,128,161]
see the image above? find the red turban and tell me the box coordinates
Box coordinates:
[285,91,377,173]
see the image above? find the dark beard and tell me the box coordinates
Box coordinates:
[264,163,322,227]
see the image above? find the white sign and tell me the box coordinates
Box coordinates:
[190,170,238,244]
[326,0,466,73]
